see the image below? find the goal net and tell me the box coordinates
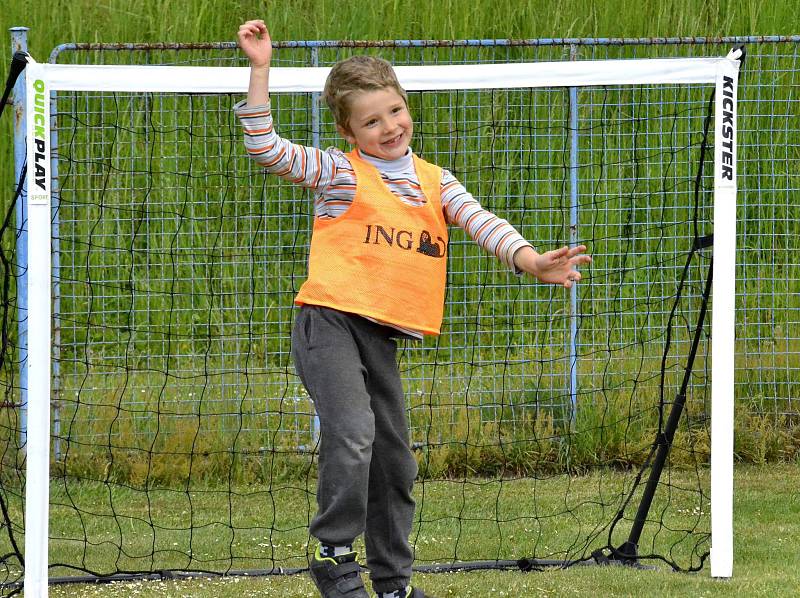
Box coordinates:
[4,50,740,595]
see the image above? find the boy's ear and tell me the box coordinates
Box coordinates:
[337,124,356,145]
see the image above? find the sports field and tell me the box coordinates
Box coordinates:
[34,465,799,597]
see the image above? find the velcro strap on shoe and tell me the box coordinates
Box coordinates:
[330,560,360,578]
[335,574,366,593]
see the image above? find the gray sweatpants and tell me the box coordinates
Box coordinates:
[291,305,418,593]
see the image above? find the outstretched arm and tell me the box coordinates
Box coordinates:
[237,19,272,107]
[513,245,592,289]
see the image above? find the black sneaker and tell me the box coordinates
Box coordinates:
[309,545,369,598]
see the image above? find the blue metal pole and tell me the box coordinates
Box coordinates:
[10,27,29,450]
[568,44,579,428]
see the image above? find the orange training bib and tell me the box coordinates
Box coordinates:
[294,150,448,335]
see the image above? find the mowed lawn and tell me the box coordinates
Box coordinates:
[37,464,800,597]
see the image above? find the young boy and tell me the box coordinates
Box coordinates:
[236,19,590,598]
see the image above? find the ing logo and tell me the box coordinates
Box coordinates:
[363,224,446,258]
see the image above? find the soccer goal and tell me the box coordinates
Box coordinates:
[12,48,740,596]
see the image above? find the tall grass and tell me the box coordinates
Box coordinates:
[2,0,796,55]
[1,0,797,195]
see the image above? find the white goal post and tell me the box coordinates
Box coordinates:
[23,50,741,597]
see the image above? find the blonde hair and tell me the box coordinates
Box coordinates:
[322,55,408,132]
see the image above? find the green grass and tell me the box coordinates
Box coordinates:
[2,0,796,56]
[1,463,790,597]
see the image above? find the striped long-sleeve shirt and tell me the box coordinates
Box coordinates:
[235,100,533,337]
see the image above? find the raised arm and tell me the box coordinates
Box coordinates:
[236,19,341,194]
[237,19,272,107]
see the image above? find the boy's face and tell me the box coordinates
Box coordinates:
[338,87,413,161]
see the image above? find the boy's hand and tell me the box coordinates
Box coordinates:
[238,20,272,68]
[514,245,591,289]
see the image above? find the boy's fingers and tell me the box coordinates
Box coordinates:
[550,246,570,259]
[238,26,257,40]
[567,245,587,256]
[239,21,268,36]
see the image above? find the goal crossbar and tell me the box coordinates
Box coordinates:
[30,55,734,93]
[23,51,741,596]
